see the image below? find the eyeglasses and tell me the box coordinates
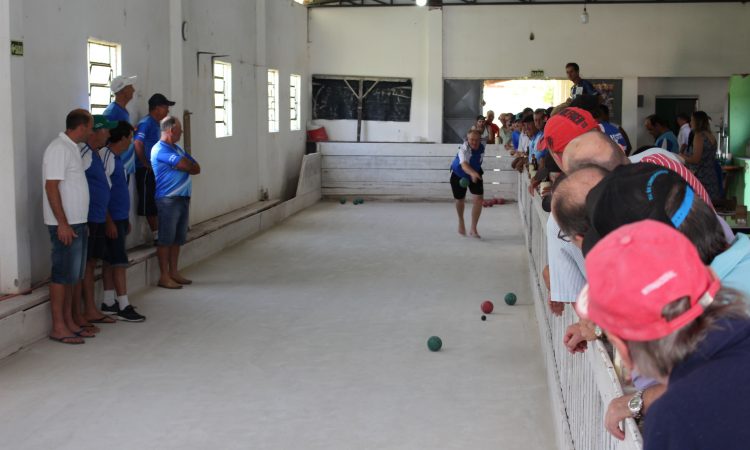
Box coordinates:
[557,229,571,242]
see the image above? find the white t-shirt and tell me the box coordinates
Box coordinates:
[518,133,530,153]
[678,123,691,148]
[42,132,90,226]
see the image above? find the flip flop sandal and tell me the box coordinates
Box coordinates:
[89,316,116,324]
[49,335,85,345]
[73,329,96,338]
[158,282,183,290]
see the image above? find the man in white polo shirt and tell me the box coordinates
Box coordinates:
[43,109,93,344]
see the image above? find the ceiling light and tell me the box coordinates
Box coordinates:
[416,0,427,6]
[580,1,589,24]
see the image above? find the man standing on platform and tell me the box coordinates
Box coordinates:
[134,93,174,244]
[151,116,200,289]
[103,75,136,174]
[42,109,93,344]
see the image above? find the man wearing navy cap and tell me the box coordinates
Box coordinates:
[134,93,175,244]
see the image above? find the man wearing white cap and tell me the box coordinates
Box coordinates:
[103,75,136,174]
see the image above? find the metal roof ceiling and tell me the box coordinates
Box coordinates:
[305,0,742,6]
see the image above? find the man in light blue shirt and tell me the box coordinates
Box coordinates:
[103,75,136,174]
[151,116,200,290]
[645,114,679,153]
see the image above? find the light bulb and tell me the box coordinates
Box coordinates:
[416,0,427,6]
[580,9,589,24]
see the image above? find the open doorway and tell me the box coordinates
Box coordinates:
[482,79,573,117]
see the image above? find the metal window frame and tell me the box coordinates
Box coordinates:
[87,39,120,113]
[214,60,232,138]
[290,74,302,131]
[268,69,280,133]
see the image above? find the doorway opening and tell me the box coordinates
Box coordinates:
[482,79,573,117]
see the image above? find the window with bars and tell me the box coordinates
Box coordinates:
[214,61,232,138]
[268,69,279,133]
[290,74,302,131]
[87,39,121,115]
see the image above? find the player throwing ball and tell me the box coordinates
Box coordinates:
[450,129,484,238]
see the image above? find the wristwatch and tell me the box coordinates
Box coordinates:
[628,390,645,421]
[594,325,603,339]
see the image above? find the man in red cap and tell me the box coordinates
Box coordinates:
[576,220,750,449]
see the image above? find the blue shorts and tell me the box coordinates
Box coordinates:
[156,196,190,246]
[48,223,89,284]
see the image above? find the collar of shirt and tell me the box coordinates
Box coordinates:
[711,233,750,280]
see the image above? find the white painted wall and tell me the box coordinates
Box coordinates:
[310,3,750,143]
[309,7,442,143]
[17,0,172,284]
[636,77,729,148]
[6,0,310,286]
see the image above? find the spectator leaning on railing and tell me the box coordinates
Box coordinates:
[576,219,750,450]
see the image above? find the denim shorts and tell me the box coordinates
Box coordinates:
[104,219,129,267]
[156,196,190,246]
[48,223,89,284]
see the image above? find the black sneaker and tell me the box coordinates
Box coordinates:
[101,302,120,315]
[117,305,146,322]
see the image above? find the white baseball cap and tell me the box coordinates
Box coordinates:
[110,75,137,93]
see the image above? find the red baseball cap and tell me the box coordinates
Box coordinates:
[538,107,598,157]
[575,220,720,342]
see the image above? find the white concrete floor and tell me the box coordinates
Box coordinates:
[0,201,555,450]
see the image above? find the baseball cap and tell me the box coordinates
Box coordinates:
[92,115,118,131]
[538,107,598,155]
[582,163,695,256]
[110,75,136,93]
[575,219,720,342]
[148,93,176,109]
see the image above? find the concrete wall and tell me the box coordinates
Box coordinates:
[309,3,750,144]
[636,77,729,148]
[2,0,310,288]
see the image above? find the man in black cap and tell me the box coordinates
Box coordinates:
[134,93,175,244]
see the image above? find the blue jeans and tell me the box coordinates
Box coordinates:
[156,196,190,246]
[48,223,88,284]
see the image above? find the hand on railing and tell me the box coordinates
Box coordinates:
[564,320,598,354]
[605,395,632,441]
[547,298,565,316]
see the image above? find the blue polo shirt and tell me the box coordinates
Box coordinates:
[134,115,161,169]
[570,79,599,99]
[656,131,679,153]
[102,147,130,221]
[598,121,627,150]
[511,130,521,150]
[151,141,197,199]
[103,102,136,175]
[450,142,484,179]
[528,130,546,162]
[710,233,750,297]
[644,318,750,450]
[80,144,111,223]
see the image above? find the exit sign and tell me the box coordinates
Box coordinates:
[530,70,545,79]
[10,40,23,56]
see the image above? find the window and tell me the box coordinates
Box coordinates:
[268,69,279,133]
[87,39,121,114]
[214,61,232,138]
[290,74,302,131]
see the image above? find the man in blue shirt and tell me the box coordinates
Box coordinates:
[151,116,200,289]
[566,62,599,100]
[645,114,679,153]
[79,115,119,330]
[100,121,146,322]
[135,93,174,244]
[450,129,484,238]
[103,75,136,174]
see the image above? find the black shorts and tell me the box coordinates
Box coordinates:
[87,222,108,261]
[104,219,129,266]
[135,166,158,217]
[450,172,483,200]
